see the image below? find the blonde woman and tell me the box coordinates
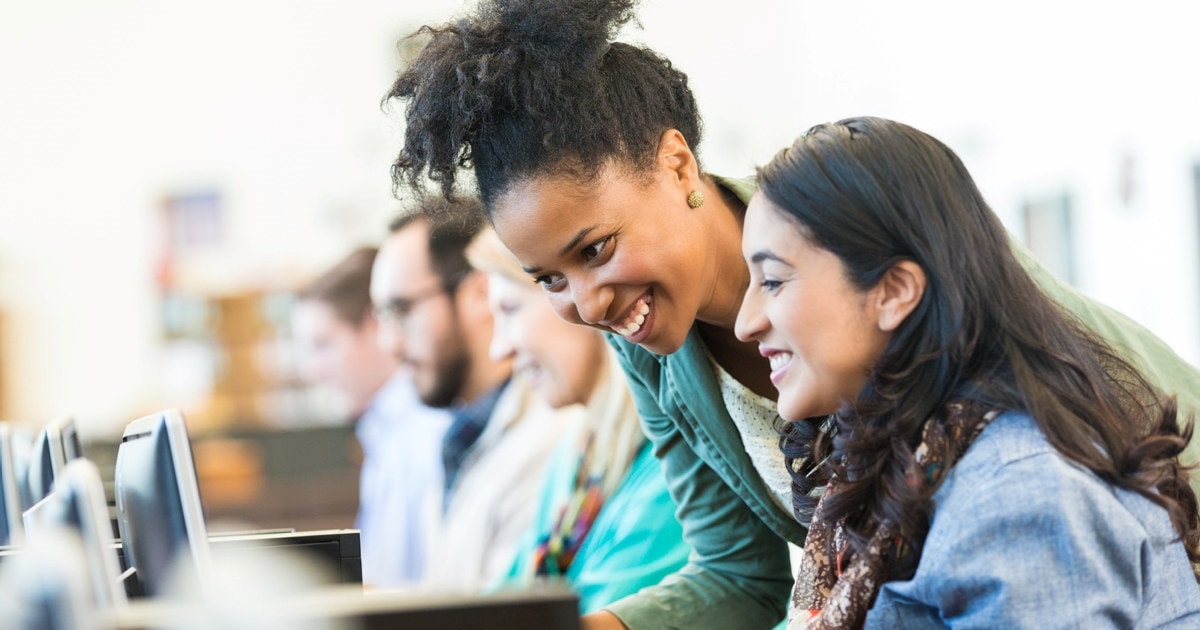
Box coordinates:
[467,228,689,613]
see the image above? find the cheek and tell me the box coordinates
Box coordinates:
[607,250,662,287]
[399,327,430,360]
[306,354,332,379]
[376,326,401,353]
[522,311,562,362]
[414,309,450,347]
[767,296,806,347]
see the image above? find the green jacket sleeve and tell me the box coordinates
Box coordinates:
[603,339,791,630]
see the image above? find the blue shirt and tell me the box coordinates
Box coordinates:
[355,372,452,587]
[866,411,1200,628]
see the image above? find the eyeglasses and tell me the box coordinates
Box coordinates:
[372,271,470,327]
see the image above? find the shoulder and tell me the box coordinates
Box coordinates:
[710,173,758,205]
[876,410,1200,627]
[937,411,1114,515]
[931,409,1185,564]
[940,410,1050,479]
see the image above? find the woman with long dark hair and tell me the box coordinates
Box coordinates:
[385,1,1200,627]
[737,116,1200,628]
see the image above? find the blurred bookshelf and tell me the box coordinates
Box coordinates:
[160,288,341,431]
[151,287,362,531]
[147,188,359,531]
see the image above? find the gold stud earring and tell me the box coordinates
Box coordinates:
[686,190,705,209]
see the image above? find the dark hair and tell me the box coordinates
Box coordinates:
[761,116,1199,580]
[384,0,702,211]
[388,195,488,289]
[298,246,378,325]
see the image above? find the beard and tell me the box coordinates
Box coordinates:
[416,343,471,408]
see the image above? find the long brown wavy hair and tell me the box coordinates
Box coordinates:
[763,116,1199,582]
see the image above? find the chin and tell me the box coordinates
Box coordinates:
[636,328,688,356]
[776,395,812,423]
[542,389,570,409]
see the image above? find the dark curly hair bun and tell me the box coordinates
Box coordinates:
[386,0,701,212]
[486,0,636,66]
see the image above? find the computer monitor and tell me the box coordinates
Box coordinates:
[0,423,25,546]
[58,416,84,461]
[0,528,98,630]
[113,409,212,598]
[23,458,127,611]
[22,416,82,510]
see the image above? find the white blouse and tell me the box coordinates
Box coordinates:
[709,356,796,519]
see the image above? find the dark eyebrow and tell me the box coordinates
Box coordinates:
[559,226,597,257]
[750,251,786,265]
[521,225,598,274]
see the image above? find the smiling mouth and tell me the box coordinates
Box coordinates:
[611,294,651,338]
[767,351,793,384]
[768,352,792,372]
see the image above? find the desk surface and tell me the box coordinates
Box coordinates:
[109,584,581,630]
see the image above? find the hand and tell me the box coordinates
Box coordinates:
[580,610,629,630]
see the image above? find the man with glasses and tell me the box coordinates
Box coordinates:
[370,196,577,591]
[292,246,451,589]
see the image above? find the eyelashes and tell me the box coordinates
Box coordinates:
[582,235,611,262]
[532,234,615,291]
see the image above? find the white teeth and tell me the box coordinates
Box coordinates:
[769,352,792,371]
[612,296,651,338]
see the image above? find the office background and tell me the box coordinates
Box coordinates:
[2,0,1199,440]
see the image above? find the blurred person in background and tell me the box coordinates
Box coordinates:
[292,246,451,588]
[467,227,690,613]
[371,197,575,590]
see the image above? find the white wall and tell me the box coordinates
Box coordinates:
[639,0,1200,363]
[2,0,1198,436]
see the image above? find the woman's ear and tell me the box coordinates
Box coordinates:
[876,260,926,332]
[657,129,701,189]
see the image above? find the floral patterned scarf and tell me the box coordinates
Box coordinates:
[790,399,1001,629]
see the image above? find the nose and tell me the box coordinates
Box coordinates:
[569,276,613,326]
[489,327,516,362]
[734,286,766,343]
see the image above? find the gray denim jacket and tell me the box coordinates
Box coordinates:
[867,411,1200,628]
